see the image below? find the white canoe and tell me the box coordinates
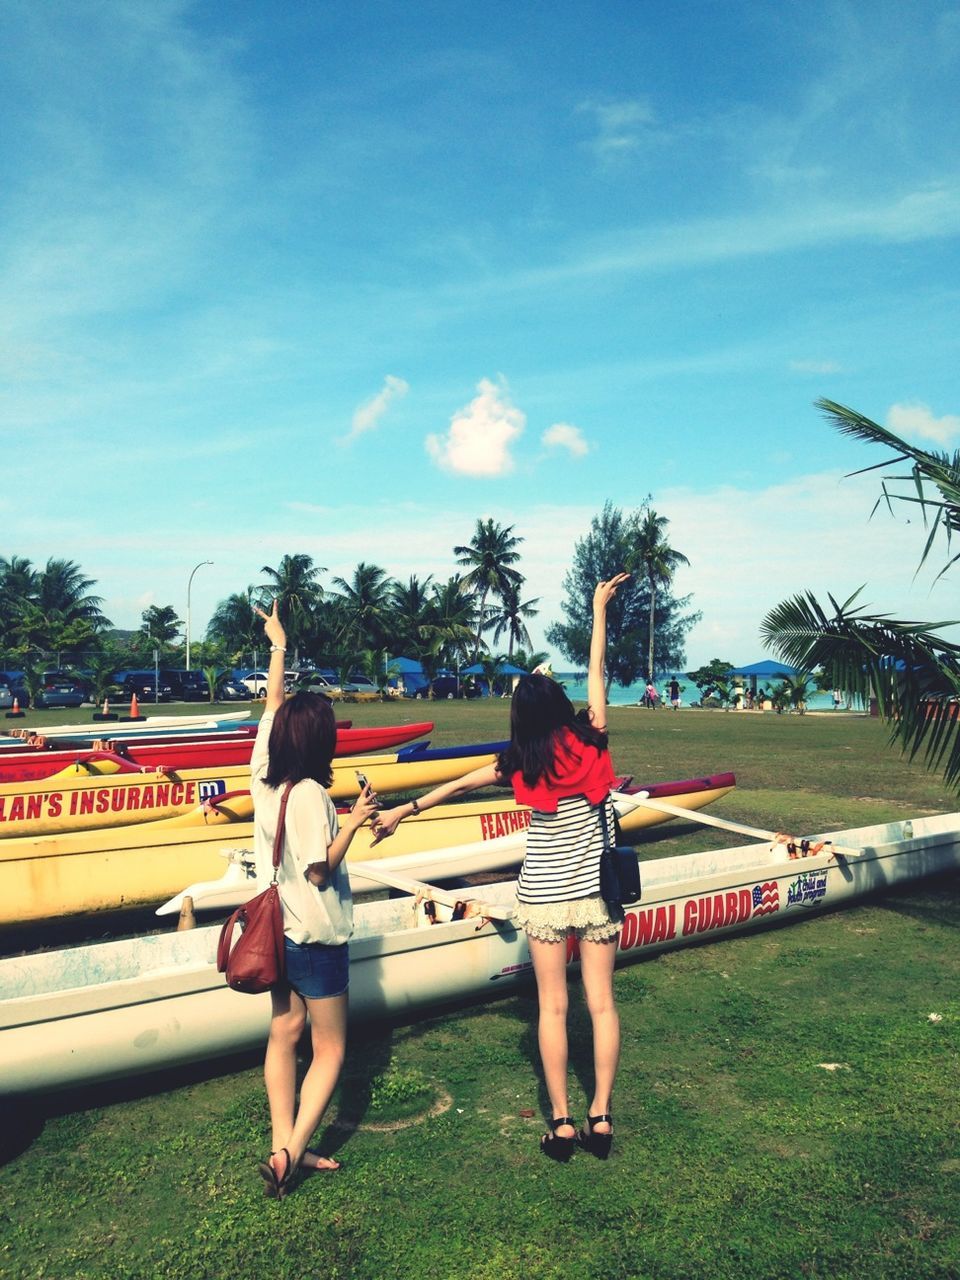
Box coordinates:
[157,827,540,915]
[1,812,957,1096]
[4,711,252,742]
[153,783,694,916]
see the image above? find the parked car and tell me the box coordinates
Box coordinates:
[405,672,478,699]
[215,676,251,702]
[345,674,378,694]
[292,671,341,696]
[114,671,174,703]
[239,670,297,697]
[0,677,14,710]
[41,670,93,698]
[34,679,86,709]
[0,671,29,707]
[162,670,210,702]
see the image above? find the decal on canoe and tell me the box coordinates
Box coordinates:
[786,871,828,909]
[479,809,532,840]
[0,779,223,826]
[198,779,227,802]
[752,881,780,917]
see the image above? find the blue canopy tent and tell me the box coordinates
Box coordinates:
[461,661,528,676]
[725,660,800,709]
[387,657,429,697]
[727,660,799,680]
[460,660,528,697]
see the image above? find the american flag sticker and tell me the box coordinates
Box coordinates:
[752,881,779,917]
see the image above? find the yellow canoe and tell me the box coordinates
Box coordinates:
[0,742,501,839]
[0,773,735,927]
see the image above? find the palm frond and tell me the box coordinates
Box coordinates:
[762,590,960,786]
[817,399,960,574]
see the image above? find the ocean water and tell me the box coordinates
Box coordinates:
[554,674,863,712]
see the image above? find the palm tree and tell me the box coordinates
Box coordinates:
[424,576,478,670]
[260,554,325,665]
[769,673,814,714]
[629,509,690,686]
[388,575,434,657]
[490,584,539,659]
[453,518,524,660]
[330,562,393,653]
[207,587,262,664]
[141,604,183,651]
[3,557,110,667]
[510,646,550,673]
[762,399,960,786]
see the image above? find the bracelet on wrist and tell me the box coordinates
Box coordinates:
[410,799,421,816]
[269,644,286,652]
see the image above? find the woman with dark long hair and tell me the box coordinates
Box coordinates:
[252,601,378,1198]
[373,574,629,1161]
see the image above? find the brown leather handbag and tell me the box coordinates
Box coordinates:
[217,783,291,993]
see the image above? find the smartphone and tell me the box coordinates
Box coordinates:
[355,770,370,791]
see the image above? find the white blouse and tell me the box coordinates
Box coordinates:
[251,712,353,945]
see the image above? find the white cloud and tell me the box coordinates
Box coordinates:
[343,374,410,443]
[542,422,589,458]
[887,402,960,446]
[425,377,525,476]
[789,359,844,375]
[577,97,657,158]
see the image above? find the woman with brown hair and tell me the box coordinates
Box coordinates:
[252,601,379,1198]
[373,574,630,1161]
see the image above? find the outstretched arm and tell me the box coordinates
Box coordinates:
[253,600,287,715]
[371,760,502,843]
[587,574,631,731]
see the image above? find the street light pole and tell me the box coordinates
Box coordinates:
[186,560,214,671]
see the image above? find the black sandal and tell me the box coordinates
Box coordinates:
[578,1113,613,1160]
[257,1147,297,1198]
[540,1116,576,1162]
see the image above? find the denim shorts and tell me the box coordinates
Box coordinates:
[283,937,349,999]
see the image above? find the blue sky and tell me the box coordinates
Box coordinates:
[3,0,959,668]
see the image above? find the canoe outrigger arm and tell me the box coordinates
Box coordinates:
[346,860,516,922]
[618,792,866,859]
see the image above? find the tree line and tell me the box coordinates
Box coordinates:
[1,505,697,699]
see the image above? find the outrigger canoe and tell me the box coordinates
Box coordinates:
[0,739,504,838]
[0,773,736,927]
[1,811,956,1096]
[158,773,739,915]
[0,722,434,783]
[2,711,252,743]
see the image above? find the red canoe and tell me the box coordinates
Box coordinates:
[0,722,434,783]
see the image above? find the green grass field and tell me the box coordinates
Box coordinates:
[1,703,958,1279]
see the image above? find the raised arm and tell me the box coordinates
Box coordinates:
[253,599,288,715]
[587,574,631,731]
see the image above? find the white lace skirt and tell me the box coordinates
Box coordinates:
[514,892,621,943]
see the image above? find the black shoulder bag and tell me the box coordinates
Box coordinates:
[598,799,642,921]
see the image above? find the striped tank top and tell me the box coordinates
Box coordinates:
[516,793,614,905]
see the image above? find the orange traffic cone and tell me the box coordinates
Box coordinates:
[5,696,24,719]
[120,691,145,722]
[93,696,118,723]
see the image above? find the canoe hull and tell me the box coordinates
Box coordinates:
[0,775,736,926]
[0,722,433,783]
[0,743,497,838]
[1,813,957,1096]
